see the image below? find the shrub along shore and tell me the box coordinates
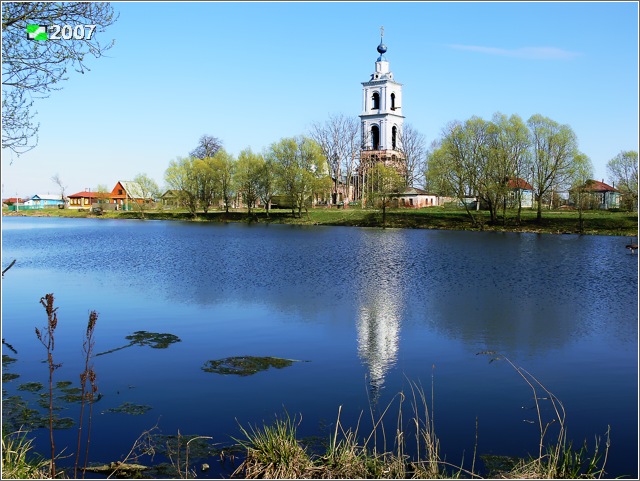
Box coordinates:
[3,205,638,237]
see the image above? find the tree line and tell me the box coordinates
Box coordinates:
[142,111,636,225]
[162,135,331,218]
[425,112,638,225]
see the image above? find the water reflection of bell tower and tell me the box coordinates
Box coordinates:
[358,26,406,200]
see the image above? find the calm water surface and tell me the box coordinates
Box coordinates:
[1,217,638,477]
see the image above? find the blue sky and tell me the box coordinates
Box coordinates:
[2,1,638,198]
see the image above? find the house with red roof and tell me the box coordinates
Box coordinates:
[68,191,110,210]
[506,177,534,208]
[108,181,154,210]
[581,180,621,210]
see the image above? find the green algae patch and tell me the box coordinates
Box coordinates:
[96,331,181,356]
[102,402,152,415]
[2,354,17,366]
[84,461,149,476]
[18,382,43,392]
[152,433,215,459]
[125,331,181,349]
[4,396,74,429]
[3,372,19,382]
[202,356,303,376]
[481,454,523,477]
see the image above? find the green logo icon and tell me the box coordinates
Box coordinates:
[26,24,48,41]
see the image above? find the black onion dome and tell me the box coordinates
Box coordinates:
[377,42,387,55]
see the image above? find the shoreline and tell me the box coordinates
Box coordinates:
[2,207,638,237]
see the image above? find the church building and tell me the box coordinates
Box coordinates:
[358,28,406,200]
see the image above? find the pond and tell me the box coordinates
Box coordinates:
[1,216,637,478]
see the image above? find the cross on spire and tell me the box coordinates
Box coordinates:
[380,26,384,39]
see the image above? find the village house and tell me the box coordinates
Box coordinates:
[391,187,439,208]
[581,179,622,210]
[68,191,109,210]
[161,190,185,209]
[108,181,153,210]
[506,177,534,208]
[23,194,66,209]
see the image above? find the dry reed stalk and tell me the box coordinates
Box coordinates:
[35,293,60,478]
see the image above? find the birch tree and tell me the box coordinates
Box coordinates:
[607,150,638,210]
[235,148,264,216]
[527,114,578,221]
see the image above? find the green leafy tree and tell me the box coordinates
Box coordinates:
[211,149,235,214]
[131,173,159,219]
[2,2,118,154]
[367,163,404,228]
[95,184,110,205]
[568,153,594,233]
[497,114,531,223]
[607,150,638,211]
[235,148,264,216]
[427,120,481,225]
[164,157,199,216]
[482,113,531,224]
[193,156,217,214]
[268,136,328,218]
[528,114,579,221]
[257,154,277,217]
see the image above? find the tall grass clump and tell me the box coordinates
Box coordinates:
[232,413,315,478]
[479,351,611,479]
[1,429,49,479]
[232,379,467,479]
[232,358,613,479]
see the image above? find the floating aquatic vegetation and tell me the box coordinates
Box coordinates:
[2,372,19,382]
[3,395,74,430]
[84,462,148,476]
[58,387,83,403]
[34,380,94,408]
[481,454,523,477]
[102,401,152,415]
[95,331,181,356]
[2,354,17,366]
[202,356,303,376]
[18,382,43,392]
[38,393,64,410]
[152,433,216,459]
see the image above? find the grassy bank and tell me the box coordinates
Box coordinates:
[3,205,638,236]
[3,373,613,479]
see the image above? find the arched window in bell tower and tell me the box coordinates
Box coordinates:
[391,93,396,110]
[372,92,380,110]
[371,125,380,150]
[392,126,398,149]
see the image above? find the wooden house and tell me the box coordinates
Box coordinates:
[68,191,109,209]
[109,181,152,210]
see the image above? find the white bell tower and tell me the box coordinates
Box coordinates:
[359,27,405,165]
